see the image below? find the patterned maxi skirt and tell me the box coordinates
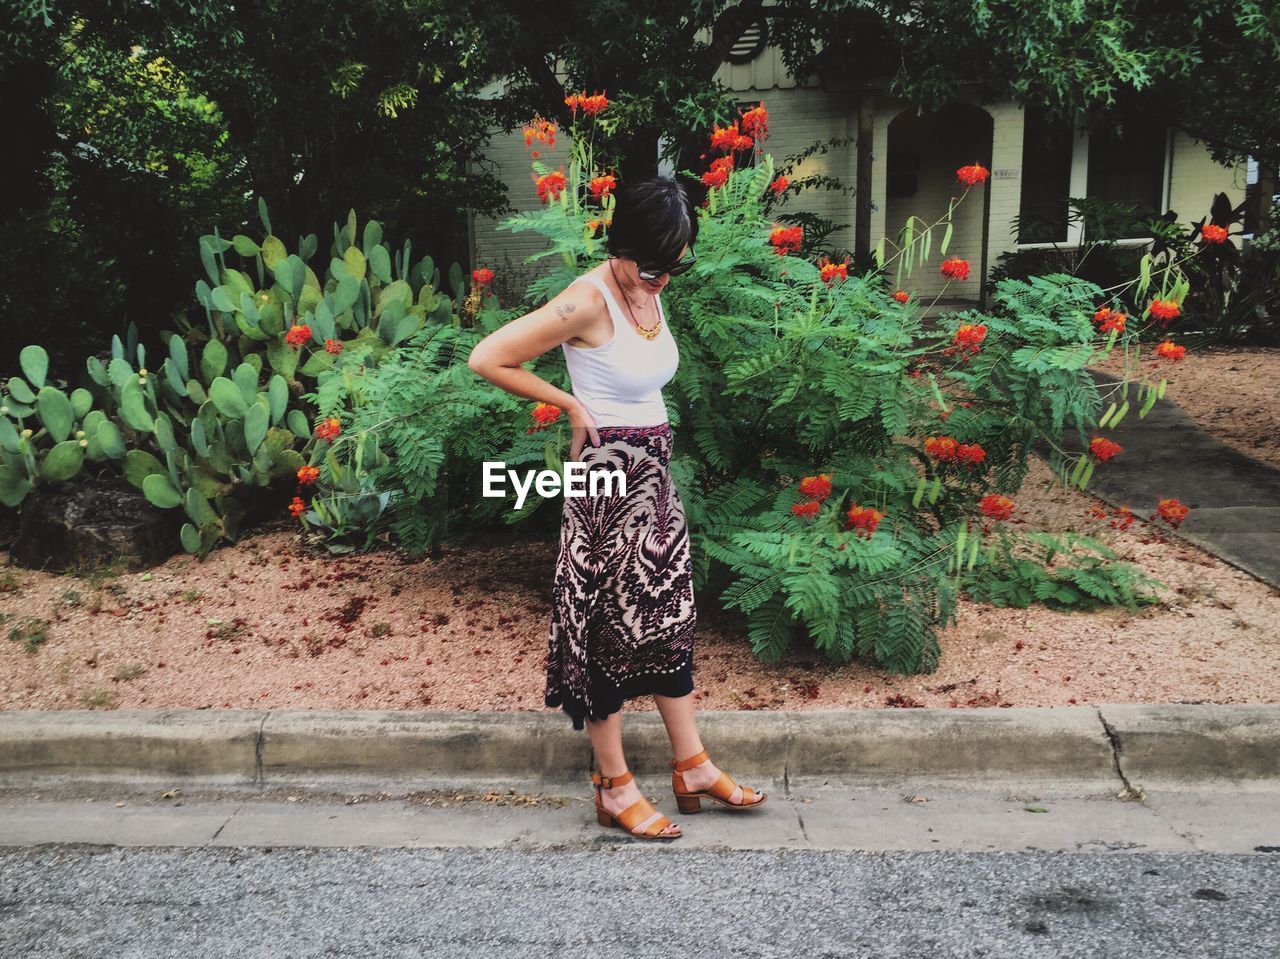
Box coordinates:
[544,422,697,730]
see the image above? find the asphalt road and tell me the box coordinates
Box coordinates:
[2,779,1277,958]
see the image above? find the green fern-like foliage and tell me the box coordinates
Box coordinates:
[304,104,1183,676]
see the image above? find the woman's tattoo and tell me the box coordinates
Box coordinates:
[554,303,576,322]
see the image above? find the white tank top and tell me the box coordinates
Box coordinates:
[560,271,679,427]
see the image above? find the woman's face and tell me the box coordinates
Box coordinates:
[627,243,691,294]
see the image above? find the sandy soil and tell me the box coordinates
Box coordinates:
[1088,345,1280,471]
[2,453,1276,715]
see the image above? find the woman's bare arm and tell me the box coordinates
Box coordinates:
[467,281,603,454]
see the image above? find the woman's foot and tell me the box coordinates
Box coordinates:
[598,778,681,837]
[677,756,762,805]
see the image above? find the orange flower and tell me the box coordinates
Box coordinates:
[739,103,769,142]
[284,324,311,348]
[955,443,986,465]
[701,154,734,189]
[314,417,341,442]
[979,494,1014,521]
[943,323,987,360]
[940,257,971,282]
[818,256,849,286]
[1154,340,1186,362]
[1093,307,1127,334]
[1200,224,1228,244]
[844,504,884,538]
[589,174,616,200]
[297,465,320,486]
[288,496,308,518]
[324,338,343,355]
[1089,436,1122,463]
[535,170,567,204]
[924,435,960,462]
[769,225,803,256]
[472,267,495,287]
[525,402,562,434]
[955,163,990,187]
[769,174,789,196]
[1156,496,1190,528]
[893,290,910,304]
[522,115,557,151]
[565,91,609,116]
[706,122,752,154]
[1148,299,1180,324]
[798,473,832,500]
[791,500,821,519]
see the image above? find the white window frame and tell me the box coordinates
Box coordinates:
[1016,120,1172,251]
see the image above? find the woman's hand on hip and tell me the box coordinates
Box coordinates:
[567,401,600,461]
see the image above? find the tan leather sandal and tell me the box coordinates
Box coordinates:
[591,769,682,840]
[671,748,767,813]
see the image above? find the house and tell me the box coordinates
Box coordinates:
[467,9,1250,309]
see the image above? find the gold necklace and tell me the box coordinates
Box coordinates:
[608,259,662,340]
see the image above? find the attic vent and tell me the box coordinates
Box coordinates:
[715,10,769,65]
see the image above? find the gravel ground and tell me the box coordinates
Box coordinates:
[2,449,1276,714]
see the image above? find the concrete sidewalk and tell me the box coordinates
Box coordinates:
[2,705,1277,794]
[1036,369,1280,587]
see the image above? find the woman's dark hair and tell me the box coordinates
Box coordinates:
[605,175,698,267]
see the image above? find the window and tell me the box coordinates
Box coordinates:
[1017,104,1073,243]
[1016,105,1169,247]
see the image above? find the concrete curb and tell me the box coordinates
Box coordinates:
[1,705,1277,790]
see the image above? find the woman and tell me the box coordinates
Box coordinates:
[467,176,766,841]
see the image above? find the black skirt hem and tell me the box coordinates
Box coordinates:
[545,650,695,731]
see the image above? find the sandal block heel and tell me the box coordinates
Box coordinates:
[671,748,768,812]
[590,768,682,840]
[675,794,703,814]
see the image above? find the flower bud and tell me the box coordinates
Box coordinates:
[75,430,86,439]
[139,367,147,376]
[0,406,8,415]
[21,428,32,438]
[79,439,89,448]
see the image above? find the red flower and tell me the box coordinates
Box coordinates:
[525,402,562,433]
[739,103,769,142]
[701,154,734,189]
[769,225,803,256]
[1156,496,1190,528]
[818,256,849,286]
[955,163,990,187]
[955,443,986,465]
[979,494,1014,521]
[324,338,343,355]
[844,504,884,538]
[284,324,311,348]
[314,417,341,442]
[535,170,567,204]
[943,322,987,359]
[288,496,308,518]
[791,500,821,519]
[1089,436,1122,463]
[1155,340,1186,362]
[709,121,743,153]
[296,465,320,486]
[522,116,557,151]
[798,473,832,500]
[566,91,609,117]
[1200,224,1228,244]
[893,290,910,304]
[1149,299,1180,325]
[472,267,495,287]
[589,174,617,200]
[1093,307,1127,334]
[924,435,960,462]
[940,257,971,282]
[769,174,789,196]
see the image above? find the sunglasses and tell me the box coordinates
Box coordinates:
[637,248,696,281]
